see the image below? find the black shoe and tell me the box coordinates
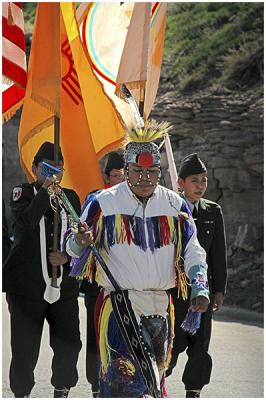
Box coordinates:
[186,390,201,398]
[54,388,70,398]
[91,382,99,398]
[14,395,29,398]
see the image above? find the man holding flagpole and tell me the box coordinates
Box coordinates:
[66,120,209,397]
[3,143,82,398]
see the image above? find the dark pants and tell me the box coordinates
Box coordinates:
[167,288,212,390]
[7,294,82,396]
[83,281,100,393]
[85,294,99,392]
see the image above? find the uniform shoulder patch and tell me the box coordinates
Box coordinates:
[13,187,23,201]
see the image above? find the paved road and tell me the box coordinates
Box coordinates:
[2,295,264,398]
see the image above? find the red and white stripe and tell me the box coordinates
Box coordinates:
[2,2,27,88]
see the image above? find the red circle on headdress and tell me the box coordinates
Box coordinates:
[138,152,154,168]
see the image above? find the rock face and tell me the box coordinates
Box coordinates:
[2,83,263,312]
[151,84,263,312]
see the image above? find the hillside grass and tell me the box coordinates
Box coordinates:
[165,3,263,92]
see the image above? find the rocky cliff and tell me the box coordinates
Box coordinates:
[151,81,263,312]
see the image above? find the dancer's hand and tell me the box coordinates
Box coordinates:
[49,250,68,266]
[212,292,224,312]
[75,222,94,247]
[190,296,209,312]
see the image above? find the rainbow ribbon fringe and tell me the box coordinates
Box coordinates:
[69,199,194,292]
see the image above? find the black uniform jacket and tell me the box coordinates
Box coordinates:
[3,182,81,301]
[194,197,227,295]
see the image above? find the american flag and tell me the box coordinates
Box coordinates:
[2,2,27,123]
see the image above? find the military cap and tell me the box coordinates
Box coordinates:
[178,153,207,179]
[104,150,124,175]
[33,142,64,165]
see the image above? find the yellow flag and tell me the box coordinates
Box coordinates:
[18,2,125,203]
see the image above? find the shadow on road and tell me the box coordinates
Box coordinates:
[213,306,263,328]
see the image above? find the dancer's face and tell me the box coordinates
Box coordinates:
[126,163,161,198]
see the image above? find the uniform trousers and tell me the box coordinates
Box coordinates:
[167,288,212,390]
[7,294,82,396]
[84,284,100,393]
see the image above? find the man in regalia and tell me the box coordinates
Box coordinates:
[66,121,209,398]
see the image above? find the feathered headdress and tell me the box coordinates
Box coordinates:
[125,119,172,144]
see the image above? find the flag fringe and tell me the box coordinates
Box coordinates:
[31,93,60,117]
[2,98,24,124]
[115,80,146,100]
[18,116,54,182]
[20,116,54,148]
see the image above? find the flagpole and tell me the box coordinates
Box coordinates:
[138,71,179,193]
[51,115,60,288]
[139,87,145,119]
[164,133,179,192]
[51,2,62,288]
[135,5,178,192]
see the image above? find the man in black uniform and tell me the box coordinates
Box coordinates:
[166,153,227,398]
[3,142,82,398]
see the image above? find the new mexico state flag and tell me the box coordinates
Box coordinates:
[18,3,125,203]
